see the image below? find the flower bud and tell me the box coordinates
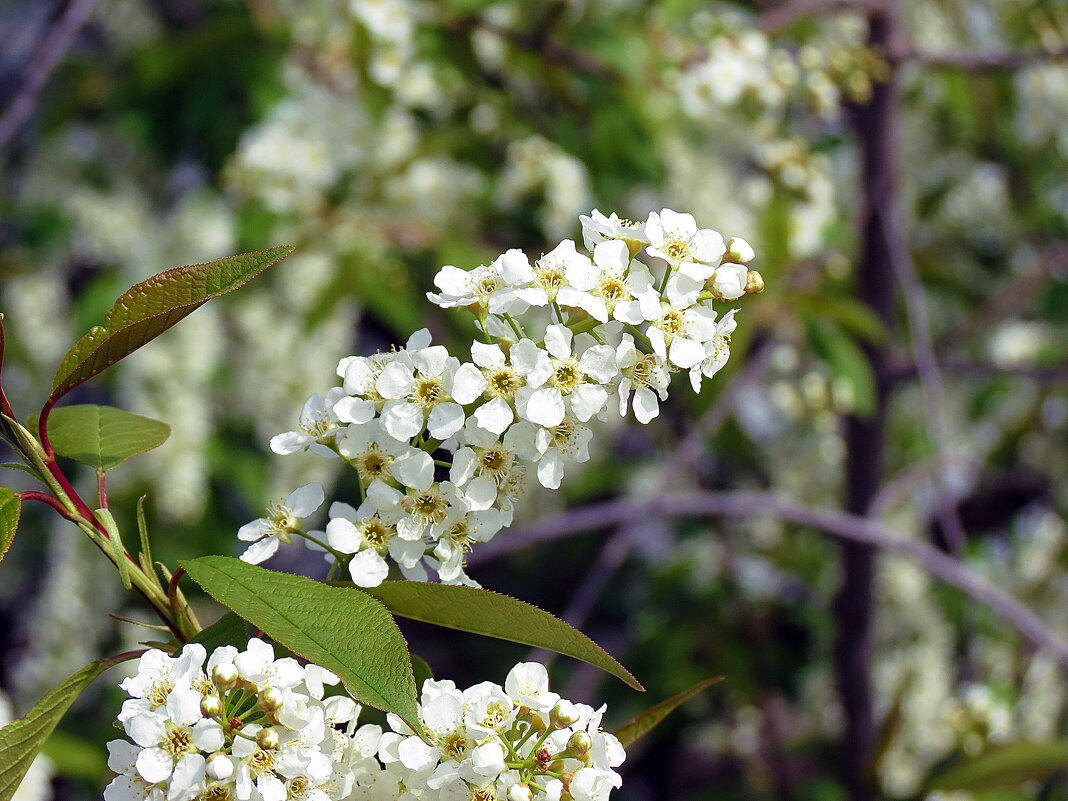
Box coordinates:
[212,663,238,691]
[744,270,765,295]
[206,753,233,781]
[200,695,223,718]
[256,727,280,750]
[508,785,533,801]
[725,237,755,264]
[257,687,284,712]
[550,700,580,729]
[565,730,592,757]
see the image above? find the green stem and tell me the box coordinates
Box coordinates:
[624,323,652,350]
[501,313,524,341]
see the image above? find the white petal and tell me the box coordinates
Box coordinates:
[286,483,324,517]
[633,387,660,424]
[537,452,564,489]
[669,337,706,369]
[464,477,497,511]
[326,518,361,553]
[269,431,311,455]
[451,363,487,404]
[392,450,434,491]
[381,402,424,440]
[428,403,466,439]
[473,398,514,436]
[544,325,573,360]
[523,388,565,428]
[136,748,173,784]
[349,550,389,587]
[240,537,279,564]
[333,397,376,424]
[377,363,415,399]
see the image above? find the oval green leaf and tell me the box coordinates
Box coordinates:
[927,741,1068,791]
[182,557,423,737]
[27,405,170,471]
[51,245,294,400]
[613,677,722,748]
[358,581,643,691]
[0,488,20,566]
[0,661,105,801]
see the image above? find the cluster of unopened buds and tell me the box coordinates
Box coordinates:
[106,639,623,801]
[240,208,763,586]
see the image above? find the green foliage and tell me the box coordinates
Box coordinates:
[0,488,19,566]
[26,405,169,471]
[182,557,424,737]
[50,246,294,400]
[613,677,723,748]
[188,612,253,653]
[0,661,106,801]
[927,741,1068,792]
[359,580,643,691]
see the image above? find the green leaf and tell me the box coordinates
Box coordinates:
[27,405,170,471]
[0,488,20,566]
[359,581,643,692]
[0,661,105,801]
[613,677,723,748]
[410,654,434,691]
[0,463,39,478]
[40,732,107,782]
[51,245,294,400]
[807,296,888,344]
[182,557,423,736]
[927,741,1068,791]
[189,612,253,653]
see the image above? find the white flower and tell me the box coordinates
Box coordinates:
[514,327,615,428]
[710,261,748,300]
[689,309,738,392]
[579,209,648,250]
[237,483,325,564]
[375,331,467,441]
[338,420,433,491]
[615,335,669,424]
[645,208,725,280]
[507,239,589,310]
[334,352,395,424]
[645,297,721,370]
[427,249,531,314]
[505,663,560,713]
[270,388,346,458]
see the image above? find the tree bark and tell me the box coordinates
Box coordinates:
[835,5,899,801]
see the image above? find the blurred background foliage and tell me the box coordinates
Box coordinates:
[1,0,1067,800]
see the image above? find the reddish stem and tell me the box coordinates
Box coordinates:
[37,395,104,530]
[18,490,75,520]
[97,469,108,509]
[0,317,13,420]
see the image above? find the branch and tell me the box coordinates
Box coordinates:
[452,16,617,79]
[901,46,1068,72]
[0,0,100,152]
[755,0,870,33]
[472,491,1068,667]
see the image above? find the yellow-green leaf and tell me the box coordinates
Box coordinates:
[0,488,20,566]
[182,557,423,737]
[358,581,643,691]
[0,661,105,801]
[51,245,294,400]
[613,677,723,748]
[927,741,1068,791]
[28,405,169,471]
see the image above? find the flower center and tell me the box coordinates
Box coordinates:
[550,359,583,394]
[598,277,628,304]
[534,258,566,298]
[440,731,470,761]
[663,234,692,262]
[486,367,522,400]
[628,355,662,390]
[477,446,511,482]
[406,489,449,525]
[147,677,174,707]
[301,410,336,437]
[473,272,500,299]
[469,788,496,801]
[248,749,275,776]
[287,777,310,800]
[162,722,194,756]
[355,444,393,483]
[200,785,235,801]
[412,376,444,407]
[482,701,509,728]
[360,516,392,552]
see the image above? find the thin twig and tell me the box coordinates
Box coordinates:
[876,207,967,555]
[900,46,1068,72]
[0,0,101,151]
[18,490,75,520]
[473,491,1068,667]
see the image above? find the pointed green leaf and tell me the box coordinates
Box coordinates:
[927,741,1068,791]
[0,488,20,566]
[410,654,434,691]
[0,464,39,478]
[613,677,722,748]
[182,557,423,736]
[0,661,105,801]
[358,581,643,691]
[27,405,170,471]
[51,246,294,400]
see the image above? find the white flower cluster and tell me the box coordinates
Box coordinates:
[379,661,624,801]
[107,641,624,801]
[251,208,761,585]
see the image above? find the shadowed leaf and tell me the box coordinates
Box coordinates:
[0,662,105,801]
[928,741,1068,791]
[27,405,169,471]
[0,488,20,566]
[614,677,723,748]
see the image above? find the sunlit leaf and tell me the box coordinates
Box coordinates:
[183,557,423,736]
[927,741,1068,791]
[27,405,169,471]
[359,581,643,691]
[0,488,20,566]
[51,246,294,400]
